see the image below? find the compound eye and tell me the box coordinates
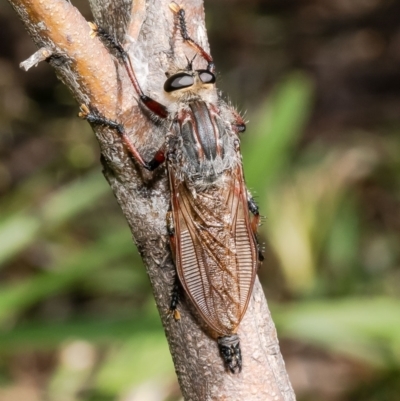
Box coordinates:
[198,70,216,84]
[164,73,194,92]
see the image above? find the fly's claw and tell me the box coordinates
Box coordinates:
[88,22,99,38]
[172,308,181,321]
[78,104,99,125]
[78,104,90,119]
[169,2,181,14]
[166,307,181,321]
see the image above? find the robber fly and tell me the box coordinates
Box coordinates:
[79,2,262,373]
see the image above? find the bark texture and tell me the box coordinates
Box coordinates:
[8,0,296,399]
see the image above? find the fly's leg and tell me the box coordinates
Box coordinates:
[79,105,166,171]
[248,196,260,234]
[88,23,168,119]
[248,195,264,262]
[166,210,180,320]
[169,2,215,73]
[218,335,242,373]
[169,277,181,321]
[84,23,168,169]
[231,109,246,134]
[167,210,176,255]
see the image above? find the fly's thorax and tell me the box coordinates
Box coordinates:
[167,100,240,189]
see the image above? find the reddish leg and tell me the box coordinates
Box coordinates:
[89,22,168,119]
[84,23,169,170]
[247,196,260,235]
[79,105,166,171]
[247,196,264,262]
[169,3,215,73]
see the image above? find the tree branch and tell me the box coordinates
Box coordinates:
[9,0,296,399]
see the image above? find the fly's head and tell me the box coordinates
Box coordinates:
[164,66,217,105]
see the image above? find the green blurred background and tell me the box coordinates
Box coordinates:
[1,0,400,400]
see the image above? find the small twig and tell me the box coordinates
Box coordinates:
[19,47,53,71]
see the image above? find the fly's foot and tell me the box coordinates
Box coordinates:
[78,104,103,124]
[218,334,242,373]
[166,307,181,321]
[78,104,122,132]
[88,22,127,59]
[78,104,90,119]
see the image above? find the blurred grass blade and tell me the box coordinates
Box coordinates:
[273,297,400,367]
[95,334,174,393]
[242,72,314,194]
[0,170,109,267]
[0,315,162,350]
[0,214,41,268]
[0,227,137,325]
[40,170,109,223]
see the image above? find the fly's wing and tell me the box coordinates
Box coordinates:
[169,165,258,336]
